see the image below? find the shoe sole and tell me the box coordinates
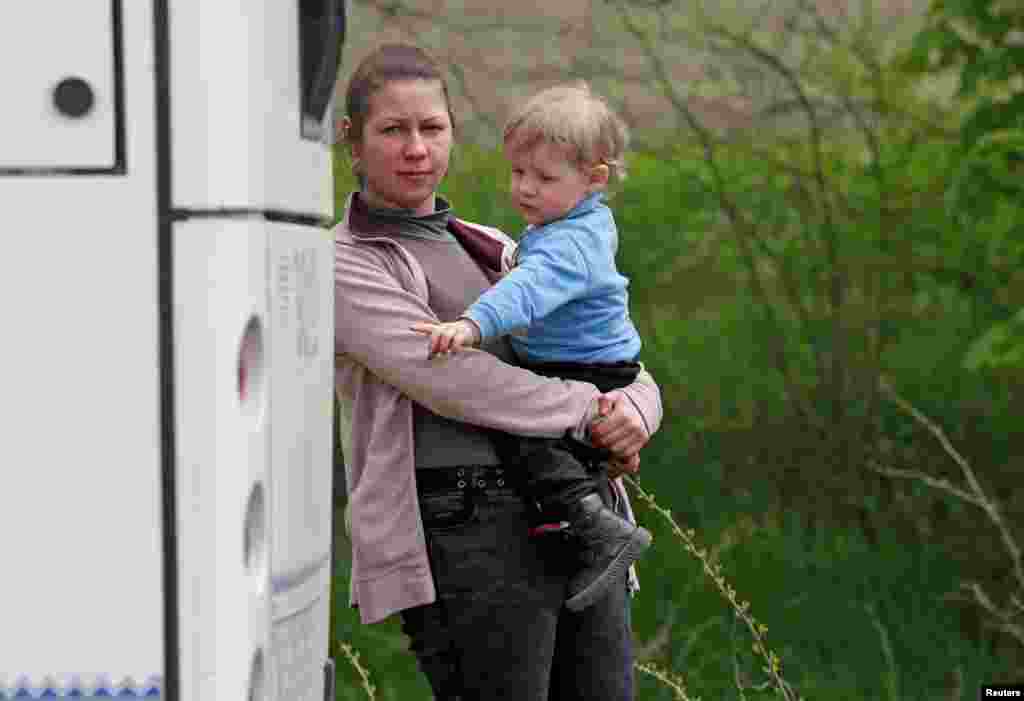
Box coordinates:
[564,526,652,612]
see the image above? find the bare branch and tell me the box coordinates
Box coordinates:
[634,662,695,701]
[625,475,802,700]
[864,603,900,701]
[879,377,1024,599]
[964,582,1024,646]
[878,378,971,477]
[990,622,1024,648]
[867,461,984,507]
[730,614,750,701]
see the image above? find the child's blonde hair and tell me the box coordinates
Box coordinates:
[503,82,629,184]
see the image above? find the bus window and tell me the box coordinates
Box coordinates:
[298,0,346,142]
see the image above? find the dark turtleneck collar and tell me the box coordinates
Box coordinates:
[353,192,453,242]
[347,191,506,277]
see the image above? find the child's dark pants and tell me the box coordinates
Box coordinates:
[499,360,642,518]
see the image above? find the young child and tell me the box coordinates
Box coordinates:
[412,82,651,612]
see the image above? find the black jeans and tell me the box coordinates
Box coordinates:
[402,468,634,700]
[496,361,642,516]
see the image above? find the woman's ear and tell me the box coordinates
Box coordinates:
[339,117,364,175]
[339,117,360,157]
[337,116,352,143]
[589,163,610,191]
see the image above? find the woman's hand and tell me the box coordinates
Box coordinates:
[589,390,650,459]
[606,453,640,479]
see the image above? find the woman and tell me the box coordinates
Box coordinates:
[333,43,662,700]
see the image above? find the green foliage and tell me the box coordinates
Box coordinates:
[965,306,1024,373]
[902,1,1024,112]
[899,0,1024,371]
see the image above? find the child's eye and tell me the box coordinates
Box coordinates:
[382,125,400,134]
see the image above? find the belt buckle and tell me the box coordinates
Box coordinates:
[477,465,511,490]
[473,465,488,490]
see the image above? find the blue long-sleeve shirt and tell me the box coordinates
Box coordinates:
[464,192,641,364]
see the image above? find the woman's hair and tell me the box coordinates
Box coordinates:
[503,82,630,183]
[342,44,455,146]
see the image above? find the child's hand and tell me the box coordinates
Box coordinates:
[410,319,482,358]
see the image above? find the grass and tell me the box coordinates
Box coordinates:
[626,472,1012,700]
[331,484,1012,700]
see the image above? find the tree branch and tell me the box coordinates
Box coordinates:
[879,377,1024,600]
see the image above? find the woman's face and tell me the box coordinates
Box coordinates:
[352,79,453,216]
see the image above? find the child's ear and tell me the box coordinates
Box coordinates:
[589,163,610,190]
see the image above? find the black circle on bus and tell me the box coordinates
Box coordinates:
[53,77,95,118]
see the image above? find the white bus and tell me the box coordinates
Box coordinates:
[0,2,345,700]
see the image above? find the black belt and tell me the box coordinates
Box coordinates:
[416,465,570,536]
[415,465,510,494]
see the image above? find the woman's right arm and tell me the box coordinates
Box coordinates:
[335,240,661,443]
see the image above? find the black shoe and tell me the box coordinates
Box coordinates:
[564,493,651,612]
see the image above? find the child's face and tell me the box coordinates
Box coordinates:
[507,141,602,227]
